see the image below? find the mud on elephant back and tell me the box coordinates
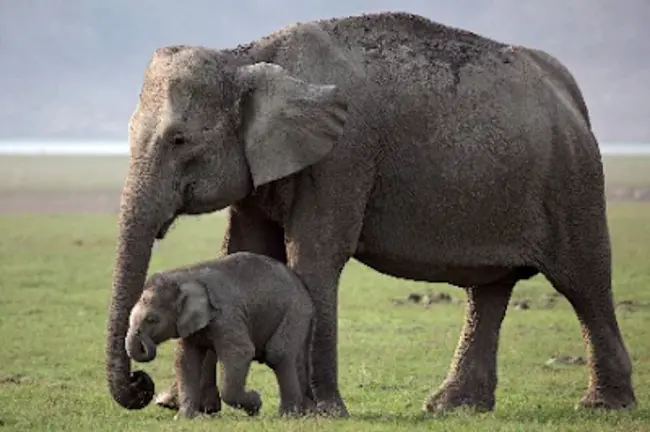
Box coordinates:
[105,11,636,416]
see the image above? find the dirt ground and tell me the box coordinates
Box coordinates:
[1,187,649,215]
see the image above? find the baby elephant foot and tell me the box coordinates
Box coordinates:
[576,387,636,411]
[199,386,222,415]
[424,380,495,414]
[156,387,221,414]
[279,403,307,417]
[155,389,179,411]
[314,397,349,418]
[173,406,200,420]
[224,390,262,417]
[279,395,318,417]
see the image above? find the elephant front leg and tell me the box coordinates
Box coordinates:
[286,252,349,417]
[174,340,205,419]
[155,341,182,411]
[425,279,515,413]
[198,350,221,414]
[156,342,220,413]
[218,350,261,416]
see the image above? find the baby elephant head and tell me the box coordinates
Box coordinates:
[126,273,212,363]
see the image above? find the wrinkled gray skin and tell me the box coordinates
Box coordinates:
[106,11,636,415]
[125,252,315,418]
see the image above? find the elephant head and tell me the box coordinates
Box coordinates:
[126,274,212,365]
[124,273,216,410]
[106,45,350,410]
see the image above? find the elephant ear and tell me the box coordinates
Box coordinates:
[236,62,350,187]
[176,280,211,339]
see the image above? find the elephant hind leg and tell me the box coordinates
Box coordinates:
[424,275,517,413]
[541,244,636,410]
[265,313,314,416]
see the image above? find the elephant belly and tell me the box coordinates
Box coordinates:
[354,201,540,287]
[354,170,543,286]
[353,247,528,288]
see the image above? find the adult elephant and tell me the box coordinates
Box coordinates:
[105,11,636,415]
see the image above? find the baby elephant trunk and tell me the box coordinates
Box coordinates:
[125,330,157,363]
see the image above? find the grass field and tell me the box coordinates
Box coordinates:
[1,155,650,431]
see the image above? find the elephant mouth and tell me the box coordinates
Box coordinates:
[155,200,229,240]
[155,215,177,240]
[126,331,158,363]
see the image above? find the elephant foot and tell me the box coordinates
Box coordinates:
[245,404,261,417]
[424,380,495,414]
[276,395,319,418]
[155,388,222,415]
[224,390,262,417]
[173,407,200,420]
[302,394,318,415]
[278,405,305,418]
[575,387,636,411]
[199,386,222,415]
[155,389,179,411]
[313,394,349,417]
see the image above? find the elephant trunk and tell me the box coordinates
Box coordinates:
[126,330,158,363]
[105,164,165,410]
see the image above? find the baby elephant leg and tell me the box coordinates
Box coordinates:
[155,340,182,410]
[174,340,207,419]
[219,349,261,416]
[266,314,313,416]
[271,358,304,416]
[156,343,221,414]
[199,350,221,414]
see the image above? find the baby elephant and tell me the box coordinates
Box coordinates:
[125,251,314,419]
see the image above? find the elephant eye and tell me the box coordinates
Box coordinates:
[145,315,159,325]
[172,135,186,146]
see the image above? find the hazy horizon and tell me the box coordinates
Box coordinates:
[2,139,649,156]
[1,1,648,142]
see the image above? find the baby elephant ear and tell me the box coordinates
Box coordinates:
[236,62,350,188]
[176,281,211,339]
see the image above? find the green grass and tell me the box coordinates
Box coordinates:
[1,205,650,431]
[0,156,128,192]
[0,154,649,192]
[1,153,649,430]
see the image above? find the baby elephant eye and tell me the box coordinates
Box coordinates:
[145,315,159,325]
[173,135,186,146]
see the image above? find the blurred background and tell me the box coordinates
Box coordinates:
[0,0,648,152]
[1,6,650,429]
